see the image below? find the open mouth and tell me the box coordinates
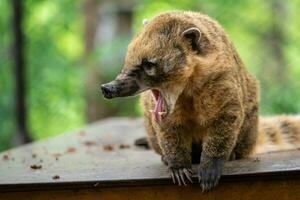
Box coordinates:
[151,89,167,122]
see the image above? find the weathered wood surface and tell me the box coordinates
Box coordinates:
[0,118,300,196]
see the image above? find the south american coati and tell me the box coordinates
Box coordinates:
[101,11,300,191]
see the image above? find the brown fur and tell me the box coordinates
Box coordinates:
[102,11,300,190]
[137,11,259,162]
[256,115,300,154]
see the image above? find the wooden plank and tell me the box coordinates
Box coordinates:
[0,180,299,200]
[0,118,299,192]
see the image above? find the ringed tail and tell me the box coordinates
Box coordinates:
[254,115,300,154]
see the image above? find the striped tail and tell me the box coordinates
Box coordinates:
[254,115,300,154]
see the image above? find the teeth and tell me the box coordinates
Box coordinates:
[149,110,167,115]
[158,111,167,115]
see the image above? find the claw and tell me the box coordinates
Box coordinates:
[179,170,187,186]
[201,184,205,193]
[198,172,202,183]
[175,171,181,186]
[170,169,176,184]
[208,182,211,190]
[169,167,193,186]
[205,183,209,191]
[183,168,193,183]
[208,183,213,191]
[214,177,220,187]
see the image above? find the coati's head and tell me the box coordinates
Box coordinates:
[101,12,217,121]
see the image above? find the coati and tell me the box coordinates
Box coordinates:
[101,11,300,191]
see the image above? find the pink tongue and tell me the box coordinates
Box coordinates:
[154,92,163,122]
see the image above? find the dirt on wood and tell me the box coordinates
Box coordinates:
[30,164,42,170]
[52,175,60,180]
[103,145,114,151]
[119,144,130,149]
[66,147,76,154]
[2,155,9,161]
[83,141,97,146]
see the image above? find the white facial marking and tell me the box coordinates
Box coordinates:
[162,85,186,115]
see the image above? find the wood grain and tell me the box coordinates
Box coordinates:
[0,118,299,194]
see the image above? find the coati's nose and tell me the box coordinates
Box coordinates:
[101,77,140,98]
[101,83,116,99]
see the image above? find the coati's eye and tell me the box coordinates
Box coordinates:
[142,59,156,70]
[141,58,157,76]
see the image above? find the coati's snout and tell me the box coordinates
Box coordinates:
[102,15,204,108]
[101,74,140,99]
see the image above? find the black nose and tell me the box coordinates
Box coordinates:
[101,84,113,99]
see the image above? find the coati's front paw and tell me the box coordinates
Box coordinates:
[169,166,193,186]
[198,155,225,192]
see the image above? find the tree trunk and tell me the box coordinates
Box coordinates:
[83,0,106,122]
[262,0,287,85]
[12,0,31,145]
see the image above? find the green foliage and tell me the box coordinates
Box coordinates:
[0,0,85,151]
[0,0,14,151]
[24,0,85,139]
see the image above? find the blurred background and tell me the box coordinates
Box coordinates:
[1,0,300,152]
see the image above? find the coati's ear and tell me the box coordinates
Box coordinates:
[181,27,201,51]
[142,19,149,26]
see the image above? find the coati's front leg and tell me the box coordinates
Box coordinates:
[199,106,242,191]
[143,114,170,165]
[158,125,193,186]
[144,117,162,155]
